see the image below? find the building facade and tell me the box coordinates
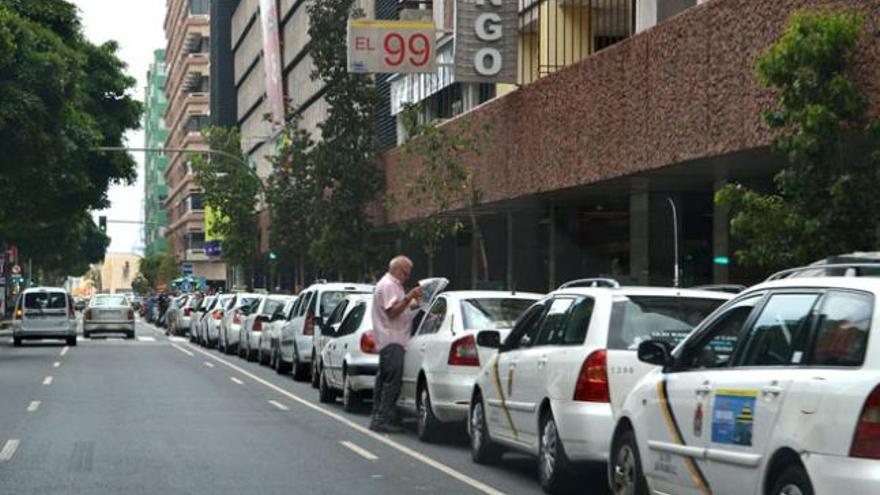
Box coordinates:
[144,49,170,256]
[163,0,226,287]
[98,253,142,295]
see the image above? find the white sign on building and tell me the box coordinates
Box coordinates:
[347,20,437,74]
[454,0,518,83]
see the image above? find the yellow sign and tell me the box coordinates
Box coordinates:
[204,206,225,242]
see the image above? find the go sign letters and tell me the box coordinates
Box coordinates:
[347,20,436,74]
[455,0,518,83]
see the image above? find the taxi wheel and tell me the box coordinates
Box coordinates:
[770,465,814,495]
[275,349,292,375]
[319,369,337,404]
[342,373,360,412]
[539,413,571,494]
[610,428,648,495]
[417,382,443,443]
[292,349,309,381]
[13,337,22,347]
[311,355,320,389]
[470,394,502,464]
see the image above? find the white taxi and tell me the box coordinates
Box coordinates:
[610,272,880,495]
[469,280,730,493]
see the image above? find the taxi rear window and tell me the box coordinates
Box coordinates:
[25,292,67,310]
[608,296,725,350]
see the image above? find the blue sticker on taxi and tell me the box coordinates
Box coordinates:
[711,390,757,446]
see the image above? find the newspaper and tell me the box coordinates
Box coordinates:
[417,277,449,310]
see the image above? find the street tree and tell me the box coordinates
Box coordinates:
[267,119,317,288]
[0,0,142,274]
[191,127,261,283]
[138,252,179,290]
[717,9,880,271]
[306,0,383,278]
[398,106,491,281]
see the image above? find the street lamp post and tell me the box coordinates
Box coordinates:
[666,197,681,288]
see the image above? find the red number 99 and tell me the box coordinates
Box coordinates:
[384,33,405,66]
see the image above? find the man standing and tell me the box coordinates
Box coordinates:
[370,256,423,433]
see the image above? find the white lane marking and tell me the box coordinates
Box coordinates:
[340,441,379,461]
[184,343,504,495]
[43,376,53,386]
[0,440,19,462]
[169,336,187,342]
[268,400,289,411]
[60,346,69,357]
[53,362,61,368]
[171,344,194,357]
[230,377,244,385]
[138,336,156,342]
[76,337,84,342]
[204,362,215,368]
[27,401,40,413]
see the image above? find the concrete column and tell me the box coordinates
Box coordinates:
[713,177,731,283]
[630,187,650,285]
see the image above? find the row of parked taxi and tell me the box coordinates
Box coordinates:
[175,258,880,495]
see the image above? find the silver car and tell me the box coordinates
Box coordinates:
[12,287,78,347]
[240,295,294,362]
[83,294,136,339]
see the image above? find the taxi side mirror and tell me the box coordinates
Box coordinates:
[638,340,674,368]
[476,330,501,349]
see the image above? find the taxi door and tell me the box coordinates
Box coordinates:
[701,292,821,493]
[402,297,448,409]
[643,294,764,495]
[486,302,546,446]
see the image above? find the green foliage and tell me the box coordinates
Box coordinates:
[306,0,383,276]
[398,105,491,279]
[191,127,261,272]
[717,9,880,271]
[0,0,142,275]
[138,252,179,290]
[267,119,317,280]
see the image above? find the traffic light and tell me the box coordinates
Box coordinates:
[99,216,107,233]
[268,252,278,261]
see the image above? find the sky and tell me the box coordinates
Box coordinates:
[73,0,167,255]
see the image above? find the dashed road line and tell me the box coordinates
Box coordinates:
[340,441,379,461]
[169,336,187,343]
[230,377,244,385]
[204,362,215,368]
[60,346,69,357]
[184,343,504,495]
[53,362,60,368]
[171,344,194,357]
[0,440,20,462]
[268,400,289,411]
[43,376,53,386]
[27,401,40,413]
[138,336,156,342]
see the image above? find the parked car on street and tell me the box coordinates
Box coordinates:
[240,295,294,361]
[260,296,298,367]
[218,293,261,354]
[610,269,880,495]
[311,293,373,388]
[12,287,78,347]
[318,298,379,411]
[397,290,543,441]
[278,282,373,381]
[469,281,730,493]
[83,293,136,339]
[192,295,216,345]
[206,294,236,349]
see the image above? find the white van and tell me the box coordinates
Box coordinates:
[12,287,78,346]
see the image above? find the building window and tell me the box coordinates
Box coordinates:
[190,0,210,15]
[184,115,210,133]
[187,232,206,250]
[188,193,204,211]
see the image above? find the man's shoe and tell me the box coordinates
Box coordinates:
[369,423,403,434]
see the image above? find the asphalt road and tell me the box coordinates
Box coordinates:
[0,318,609,495]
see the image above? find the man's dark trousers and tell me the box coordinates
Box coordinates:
[371,343,405,427]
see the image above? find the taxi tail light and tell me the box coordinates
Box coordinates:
[67,300,75,319]
[850,385,880,459]
[448,334,480,367]
[253,318,263,332]
[183,307,193,317]
[360,330,377,354]
[84,309,92,321]
[233,312,241,325]
[212,309,223,320]
[573,349,610,403]
[127,309,135,321]
[304,313,315,336]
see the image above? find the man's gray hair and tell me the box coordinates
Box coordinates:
[389,255,413,270]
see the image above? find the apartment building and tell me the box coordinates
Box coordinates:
[163,0,226,287]
[143,49,170,256]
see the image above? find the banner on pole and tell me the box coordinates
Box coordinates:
[454,0,518,83]
[347,20,437,74]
